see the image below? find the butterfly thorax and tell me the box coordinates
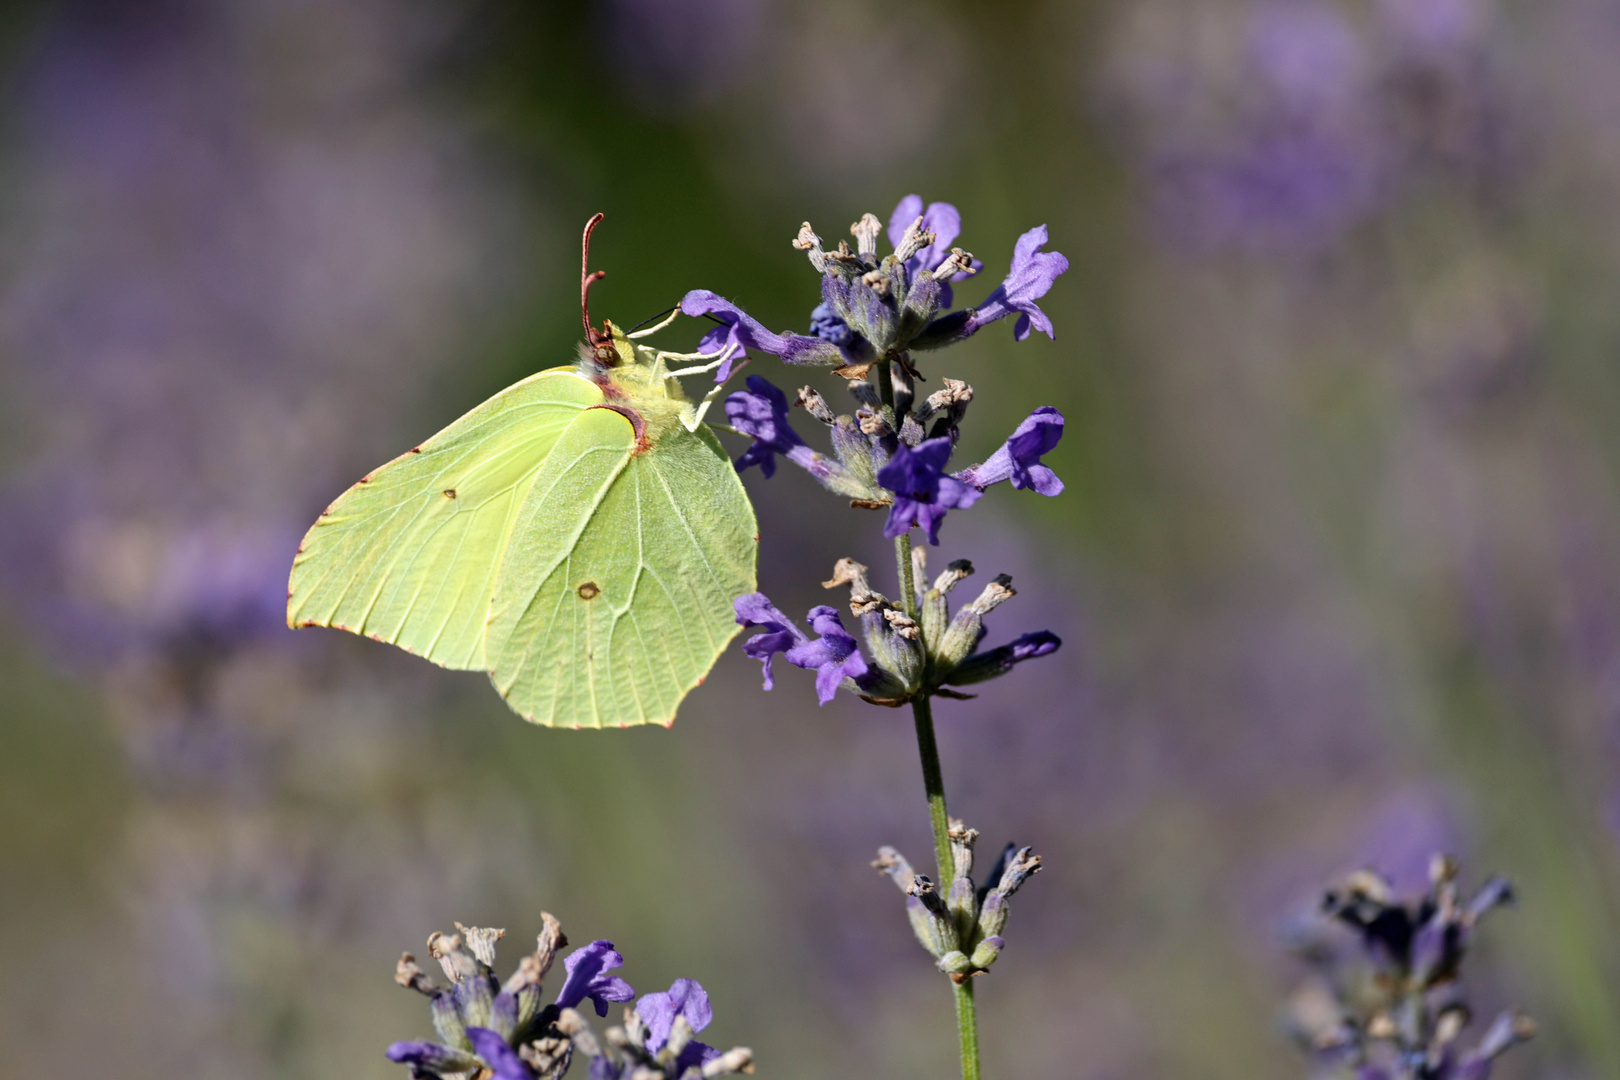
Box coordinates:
[575,319,694,450]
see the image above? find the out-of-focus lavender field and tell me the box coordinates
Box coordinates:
[3,0,1620,1076]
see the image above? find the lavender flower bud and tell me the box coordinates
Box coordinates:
[830,414,882,488]
[823,557,886,615]
[455,923,506,967]
[396,953,437,995]
[893,215,934,263]
[847,378,882,410]
[913,378,974,438]
[934,559,974,594]
[851,213,883,259]
[794,386,835,425]
[934,575,1012,672]
[873,847,937,954]
[430,989,471,1050]
[452,970,496,1029]
[920,588,950,653]
[968,935,1004,970]
[948,819,978,881]
[907,874,960,955]
[861,606,924,695]
[427,931,480,982]
[977,845,1042,941]
[936,950,973,976]
[792,222,828,273]
[502,911,567,995]
[701,1046,756,1077]
[946,631,1061,687]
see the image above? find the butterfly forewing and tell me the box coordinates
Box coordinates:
[486,408,757,728]
[287,368,601,669]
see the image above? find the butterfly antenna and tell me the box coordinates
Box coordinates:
[581,213,615,361]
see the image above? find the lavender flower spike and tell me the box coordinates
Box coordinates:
[956,407,1066,496]
[734,594,870,704]
[681,290,843,368]
[877,437,982,545]
[555,941,635,1017]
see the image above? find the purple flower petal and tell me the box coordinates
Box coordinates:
[681,290,843,366]
[960,225,1069,341]
[556,941,635,1018]
[386,1040,483,1073]
[945,631,1062,687]
[725,376,805,479]
[876,437,982,545]
[785,606,869,705]
[956,407,1065,496]
[735,595,868,704]
[466,1027,537,1080]
[697,323,746,382]
[637,978,714,1053]
[735,592,807,691]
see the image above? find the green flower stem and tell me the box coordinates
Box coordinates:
[954,979,981,1080]
[910,693,982,1080]
[899,529,981,1080]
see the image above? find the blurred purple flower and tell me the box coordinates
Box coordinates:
[603,0,768,112]
[734,594,870,704]
[877,437,982,545]
[956,407,1066,495]
[556,941,635,1018]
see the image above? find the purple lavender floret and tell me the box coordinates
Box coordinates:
[790,606,871,704]
[956,407,1066,496]
[465,1028,537,1080]
[725,376,806,478]
[877,437,983,545]
[681,290,843,371]
[386,1040,483,1074]
[946,631,1062,687]
[965,225,1069,342]
[734,594,870,704]
[556,940,636,1017]
[808,300,859,349]
[637,979,722,1073]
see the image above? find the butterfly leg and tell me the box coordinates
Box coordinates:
[684,355,750,430]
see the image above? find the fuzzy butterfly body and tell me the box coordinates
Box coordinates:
[288,219,757,728]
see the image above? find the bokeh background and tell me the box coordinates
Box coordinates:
[3,0,1620,1076]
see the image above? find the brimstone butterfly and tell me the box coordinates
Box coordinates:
[287,215,757,728]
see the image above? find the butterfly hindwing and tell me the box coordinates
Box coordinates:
[286,368,602,670]
[486,407,757,728]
